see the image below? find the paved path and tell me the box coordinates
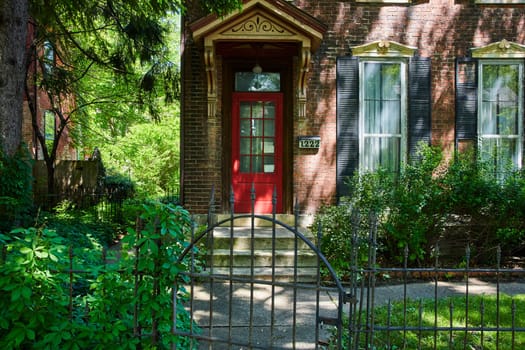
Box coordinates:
[184,278,525,349]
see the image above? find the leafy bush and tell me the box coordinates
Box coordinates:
[39,201,118,249]
[317,144,525,274]
[0,202,199,349]
[101,116,180,198]
[0,146,34,232]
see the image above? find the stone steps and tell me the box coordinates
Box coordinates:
[206,226,320,282]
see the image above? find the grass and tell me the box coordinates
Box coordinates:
[336,293,525,350]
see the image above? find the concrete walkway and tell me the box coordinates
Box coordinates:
[185,278,525,349]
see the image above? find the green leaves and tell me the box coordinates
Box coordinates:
[0,200,199,349]
[320,144,525,274]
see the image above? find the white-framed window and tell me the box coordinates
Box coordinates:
[337,41,431,198]
[359,59,408,173]
[43,41,55,75]
[478,60,523,175]
[43,110,55,152]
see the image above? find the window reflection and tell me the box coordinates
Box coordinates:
[235,72,281,92]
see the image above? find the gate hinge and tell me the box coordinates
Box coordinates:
[318,315,340,328]
[344,292,357,304]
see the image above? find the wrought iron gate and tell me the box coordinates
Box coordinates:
[173,188,350,349]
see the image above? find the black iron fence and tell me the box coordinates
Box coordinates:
[33,187,180,223]
[7,185,525,349]
[343,212,525,350]
[173,188,349,349]
[33,187,127,223]
[173,188,525,349]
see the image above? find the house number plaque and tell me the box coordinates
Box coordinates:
[298,136,321,149]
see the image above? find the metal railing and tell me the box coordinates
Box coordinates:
[345,211,525,350]
[173,186,349,349]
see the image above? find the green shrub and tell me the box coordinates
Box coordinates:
[0,202,199,349]
[317,144,525,275]
[0,146,34,232]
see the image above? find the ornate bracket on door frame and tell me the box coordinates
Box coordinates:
[204,46,217,118]
[203,44,312,119]
[298,47,311,118]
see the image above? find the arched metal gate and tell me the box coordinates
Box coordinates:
[173,188,351,349]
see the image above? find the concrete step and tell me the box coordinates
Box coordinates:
[210,249,318,267]
[214,214,314,229]
[206,226,320,282]
[204,267,320,283]
[210,227,314,250]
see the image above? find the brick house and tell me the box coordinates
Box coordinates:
[22,22,77,163]
[181,0,525,215]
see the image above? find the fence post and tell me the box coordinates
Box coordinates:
[133,217,143,346]
[69,246,74,321]
[151,216,161,346]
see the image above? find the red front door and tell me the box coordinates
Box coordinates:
[232,92,283,213]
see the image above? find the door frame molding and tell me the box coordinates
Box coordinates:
[222,59,293,213]
[232,92,283,213]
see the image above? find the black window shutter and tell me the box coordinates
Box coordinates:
[455,57,478,148]
[408,56,432,161]
[336,56,359,198]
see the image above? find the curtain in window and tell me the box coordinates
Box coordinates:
[336,56,431,199]
[362,62,401,172]
[479,63,521,174]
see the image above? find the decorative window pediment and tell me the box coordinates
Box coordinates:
[475,0,525,5]
[351,40,417,58]
[471,40,525,59]
[356,0,411,3]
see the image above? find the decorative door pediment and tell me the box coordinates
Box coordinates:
[219,13,294,38]
[190,0,326,118]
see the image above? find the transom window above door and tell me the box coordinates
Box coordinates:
[235,72,281,92]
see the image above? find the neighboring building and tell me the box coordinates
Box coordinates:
[22,22,77,162]
[181,0,525,214]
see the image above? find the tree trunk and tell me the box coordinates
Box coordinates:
[0,0,28,156]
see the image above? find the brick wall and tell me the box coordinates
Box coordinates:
[182,0,525,214]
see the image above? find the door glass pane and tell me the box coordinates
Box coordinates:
[264,156,274,173]
[240,156,250,173]
[252,156,263,172]
[240,102,251,118]
[238,100,277,174]
[252,138,263,155]
[240,119,251,136]
[264,120,275,137]
[264,139,274,154]
[240,138,251,154]
[235,72,281,92]
[264,103,275,118]
[252,120,263,136]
